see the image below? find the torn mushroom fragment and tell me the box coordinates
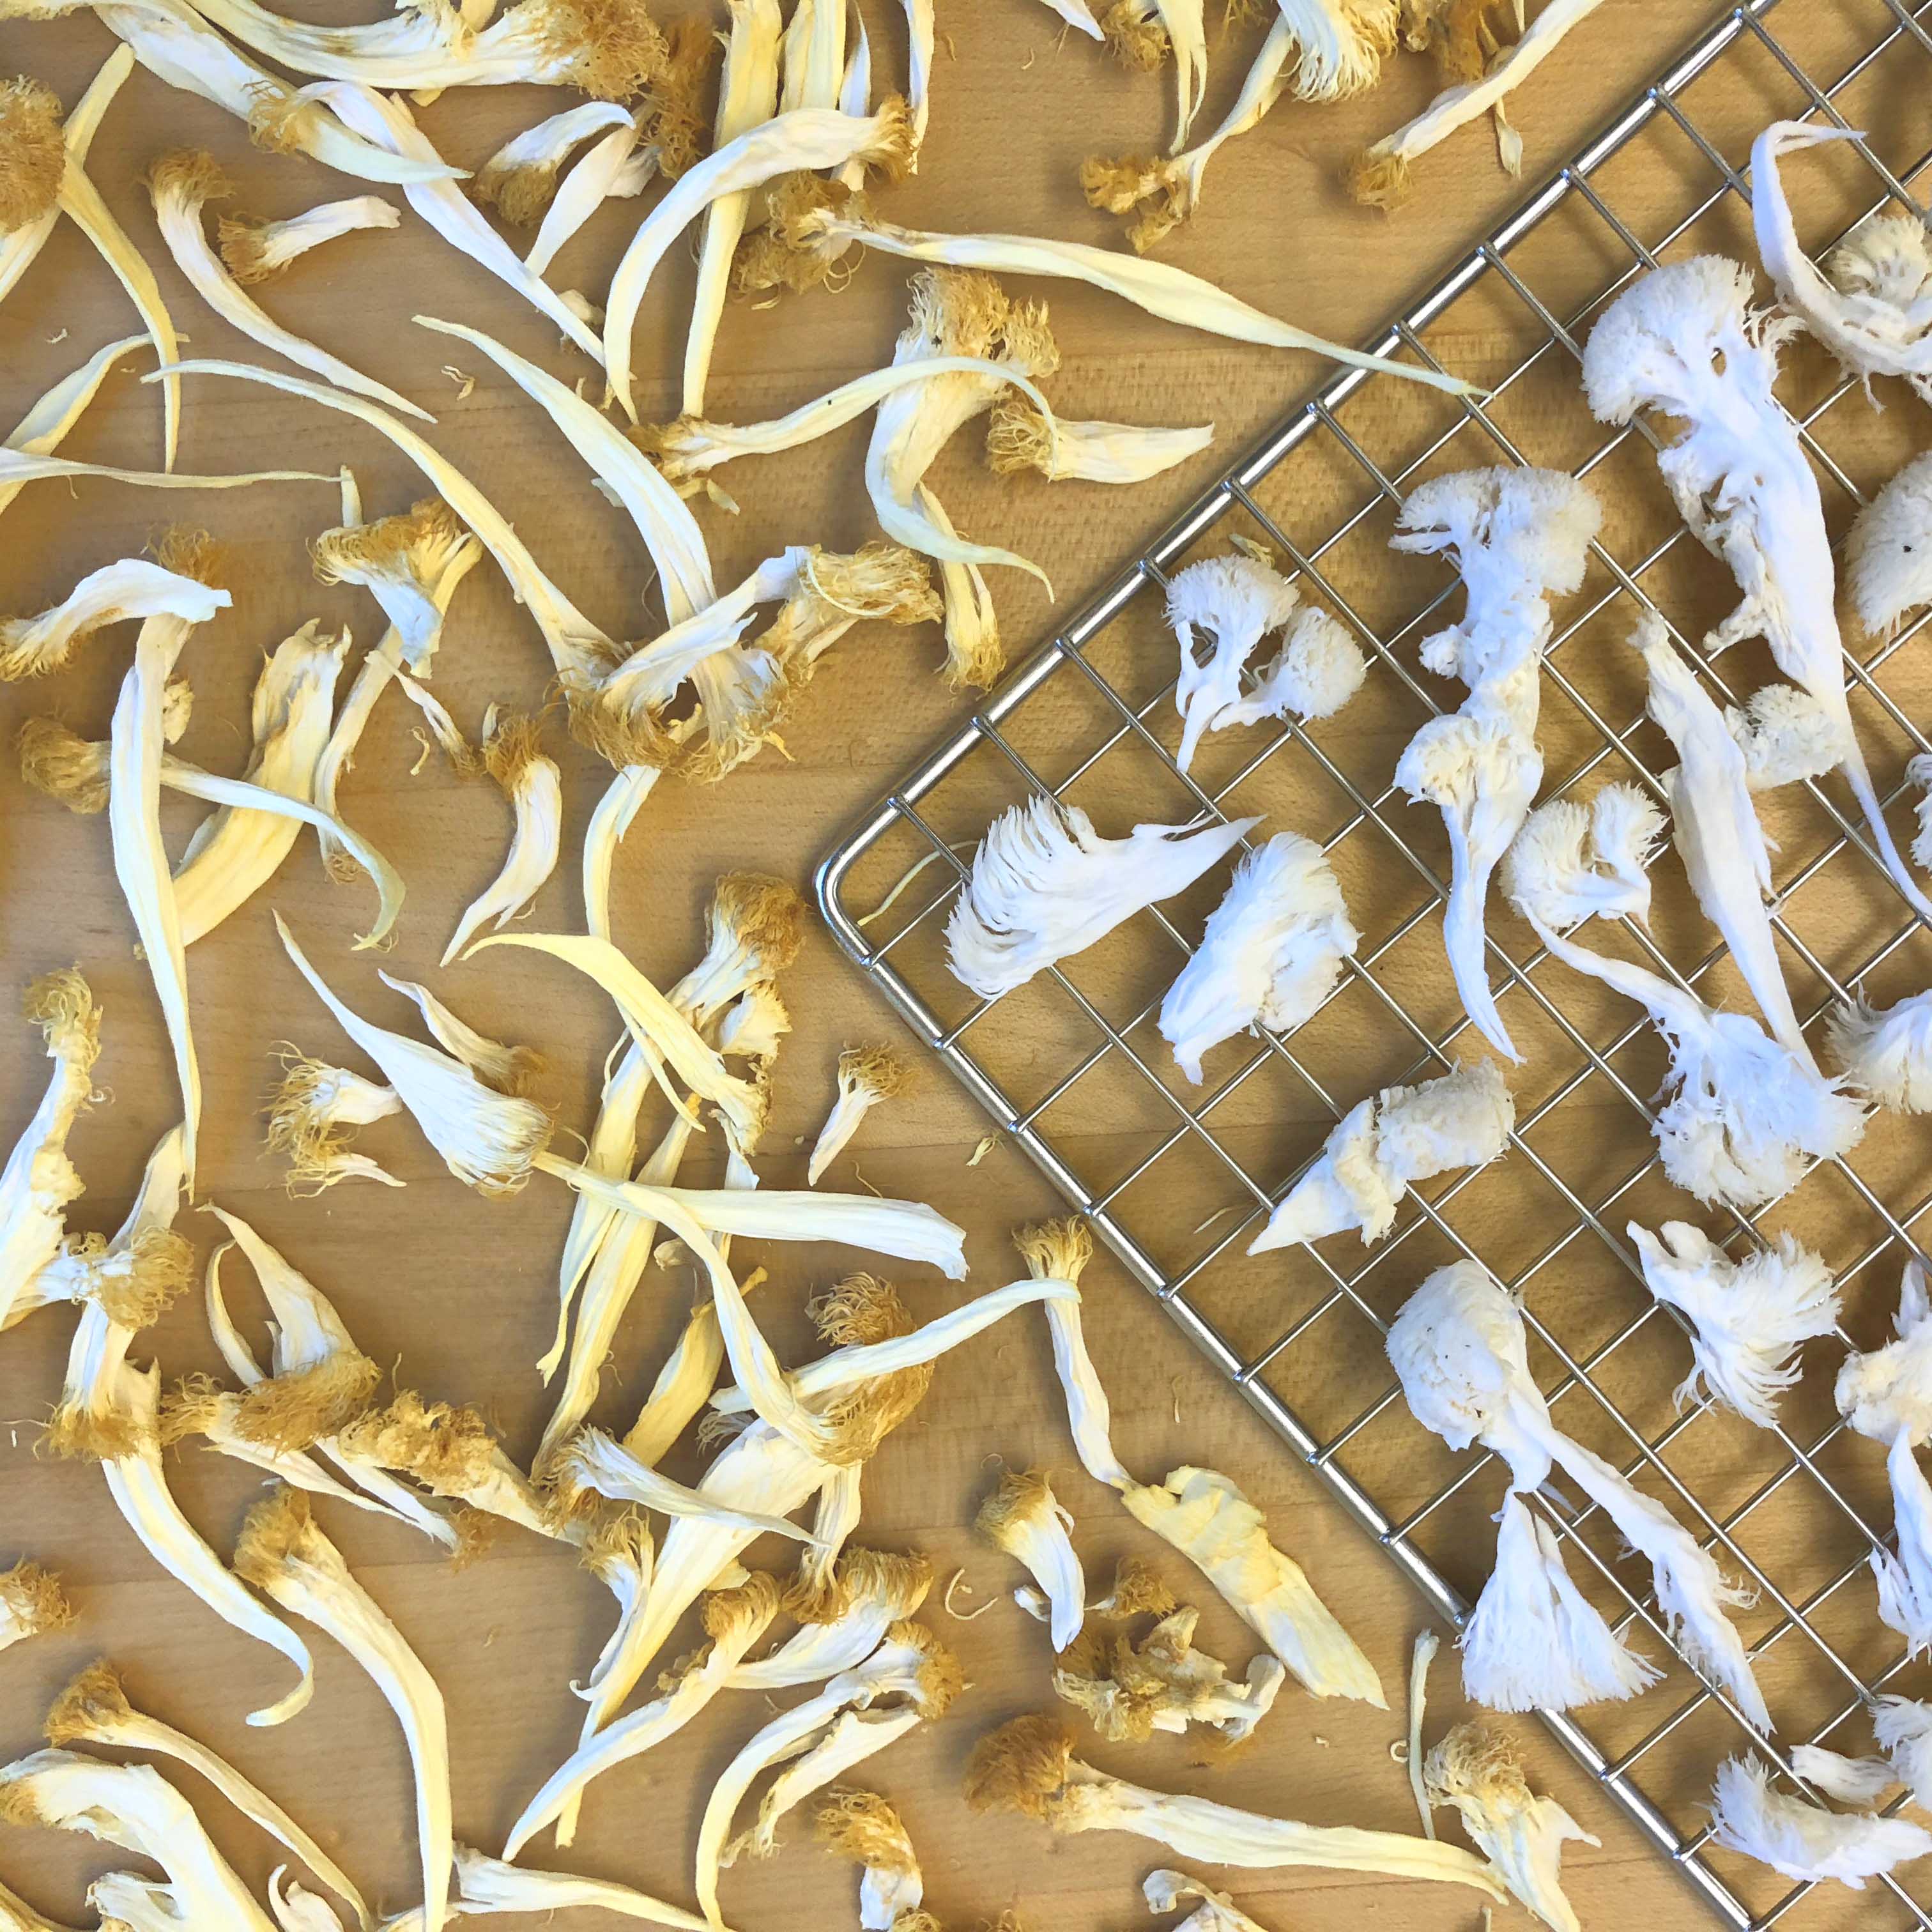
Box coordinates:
[808,1047,915,1185]
[1708,1754,1932,1887]
[1167,551,1367,774]
[979,1470,1084,1651]
[1828,992,1932,1113]
[1499,783,1662,934]
[1391,466,1602,1061]
[0,552,224,683]
[1584,254,1932,928]
[1122,1467,1383,1706]
[1627,611,1815,1069]
[217,191,397,283]
[0,969,100,1330]
[1248,1057,1513,1253]
[1054,1605,1285,1745]
[986,399,1211,484]
[442,711,562,965]
[1836,1260,1932,1655]
[275,915,551,1195]
[946,796,1257,1000]
[1390,1261,1768,1727]
[966,1714,1503,1896]
[816,1788,925,1932]
[0,1562,71,1652]
[1142,1869,1270,1932]
[146,150,429,421]
[1160,831,1360,1083]
[1628,1222,1839,1431]
[1846,452,1932,643]
[1422,1724,1595,1932]
[235,1490,451,1932]
[312,496,474,673]
[1752,121,1932,402]
[1723,684,1850,793]
[43,1661,369,1931]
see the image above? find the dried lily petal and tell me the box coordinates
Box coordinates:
[442,711,562,965]
[275,914,551,1194]
[980,1471,1084,1650]
[473,99,632,221]
[378,974,544,1095]
[217,191,399,283]
[236,1491,451,1932]
[146,149,428,420]
[0,331,148,528]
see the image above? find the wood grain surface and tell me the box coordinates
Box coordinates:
[1,2,1924,1929]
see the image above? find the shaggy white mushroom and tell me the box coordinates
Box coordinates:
[1627,1222,1839,1430]
[1248,1057,1513,1252]
[979,1469,1084,1650]
[1390,1261,1769,1728]
[1391,466,1602,1061]
[1846,452,1932,643]
[1723,685,1850,793]
[1627,611,1815,1068]
[1708,1753,1932,1887]
[1753,121,1932,402]
[1827,991,1932,1112]
[1158,831,1360,1082]
[1583,254,1932,927]
[1499,782,1662,933]
[1503,819,1864,1213]
[1166,551,1365,772]
[946,796,1257,999]
[1836,1260,1932,1655]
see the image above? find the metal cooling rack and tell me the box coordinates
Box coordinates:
[817,3,1932,1924]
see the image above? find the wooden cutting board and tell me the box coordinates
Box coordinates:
[0,3,1889,1929]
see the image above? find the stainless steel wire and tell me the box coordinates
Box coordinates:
[816,3,1932,1923]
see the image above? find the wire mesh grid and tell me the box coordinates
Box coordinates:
[817,3,1932,1924]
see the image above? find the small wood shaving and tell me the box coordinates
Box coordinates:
[46,327,67,343]
[441,365,475,399]
[967,1135,999,1167]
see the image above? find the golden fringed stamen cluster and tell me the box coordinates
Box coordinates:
[245,82,318,158]
[641,10,717,176]
[42,1658,133,1743]
[45,1387,149,1464]
[842,1045,916,1102]
[17,716,111,809]
[234,1351,383,1452]
[25,965,101,1066]
[1077,152,1190,254]
[1103,0,1170,71]
[963,1712,1078,1821]
[145,147,234,215]
[716,872,808,977]
[0,76,66,233]
[334,1390,498,1496]
[1346,148,1413,212]
[985,394,1062,476]
[482,709,547,790]
[815,1786,918,1872]
[1092,1554,1174,1620]
[1012,1215,1092,1289]
[705,1568,785,1642]
[79,1223,195,1332]
[976,1468,1057,1546]
[310,496,468,588]
[264,1050,390,1197]
[214,213,282,285]
[889,1618,967,1719]
[151,525,226,590]
[785,1546,935,1627]
[232,1482,323,1577]
[473,153,572,228]
[539,0,674,102]
[0,1560,75,1639]
[732,176,863,298]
